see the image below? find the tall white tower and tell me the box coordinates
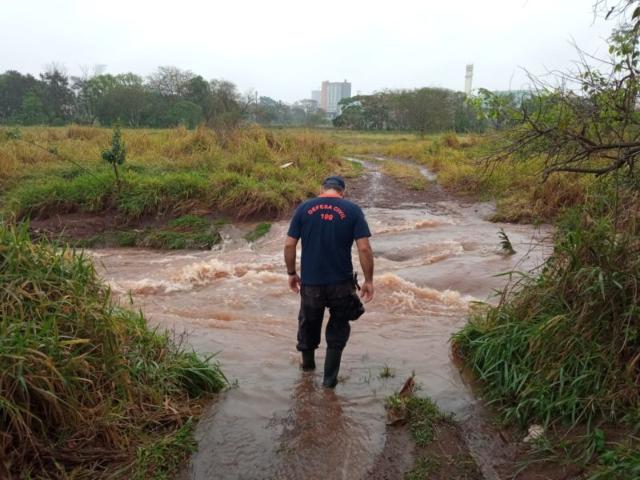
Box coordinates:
[464,64,474,96]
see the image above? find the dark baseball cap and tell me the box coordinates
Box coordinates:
[322,175,346,190]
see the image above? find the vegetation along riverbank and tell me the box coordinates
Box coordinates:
[0,224,227,478]
[452,12,640,477]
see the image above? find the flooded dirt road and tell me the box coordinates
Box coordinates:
[96,158,550,479]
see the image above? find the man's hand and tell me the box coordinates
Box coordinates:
[288,274,301,293]
[356,237,374,303]
[284,235,300,293]
[360,281,374,303]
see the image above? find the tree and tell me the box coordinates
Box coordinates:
[184,75,212,120]
[452,92,486,133]
[208,79,254,129]
[71,64,106,124]
[479,25,640,179]
[98,84,146,126]
[147,66,194,98]
[394,88,452,135]
[40,63,75,122]
[257,96,280,125]
[101,122,126,194]
[333,97,364,129]
[19,91,46,125]
[0,71,44,122]
[166,100,203,128]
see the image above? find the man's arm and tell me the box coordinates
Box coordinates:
[356,237,374,303]
[284,235,301,293]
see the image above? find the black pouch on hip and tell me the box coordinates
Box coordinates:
[349,273,365,321]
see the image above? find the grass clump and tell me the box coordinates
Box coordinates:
[0,223,227,478]
[404,453,441,479]
[137,215,219,250]
[386,390,452,447]
[452,182,640,430]
[78,215,220,250]
[385,387,474,479]
[379,364,395,379]
[244,221,272,242]
[381,161,428,190]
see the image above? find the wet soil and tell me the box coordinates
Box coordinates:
[29,212,122,242]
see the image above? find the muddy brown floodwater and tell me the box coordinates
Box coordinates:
[95,158,550,480]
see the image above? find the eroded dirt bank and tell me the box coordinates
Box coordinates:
[93,158,563,479]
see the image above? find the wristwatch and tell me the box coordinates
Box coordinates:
[287,270,297,276]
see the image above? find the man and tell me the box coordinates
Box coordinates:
[284,175,374,388]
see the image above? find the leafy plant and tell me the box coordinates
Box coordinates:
[101,121,127,193]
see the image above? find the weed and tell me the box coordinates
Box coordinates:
[132,417,197,480]
[440,132,461,149]
[405,453,441,479]
[361,369,373,384]
[385,390,452,447]
[245,222,272,242]
[381,160,427,190]
[498,228,516,255]
[591,439,640,479]
[379,364,395,379]
[167,214,210,230]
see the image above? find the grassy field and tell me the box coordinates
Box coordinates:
[0,224,227,478]
[0,125,358,222]
[330,129,590,222]
[0,126,589,229]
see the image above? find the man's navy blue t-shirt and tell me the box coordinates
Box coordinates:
[287,194,371,286]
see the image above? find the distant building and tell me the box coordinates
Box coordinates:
[321,80,352,117]
[311,90,321,104]
[464,64,473,96]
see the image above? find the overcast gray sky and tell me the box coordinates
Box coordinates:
[0,0,616,103]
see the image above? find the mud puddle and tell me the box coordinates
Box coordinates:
[95,157,552,479]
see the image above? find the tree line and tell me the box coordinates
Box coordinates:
[0,64,333,129]
[0,64,489,133]
[333,88,487,134]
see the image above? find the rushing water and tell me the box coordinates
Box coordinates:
[95,159,550,479]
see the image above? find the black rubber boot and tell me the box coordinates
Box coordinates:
[322,348,343,388]
[301,350,316,371]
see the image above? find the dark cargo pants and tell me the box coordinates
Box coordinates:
[296,281,352,352]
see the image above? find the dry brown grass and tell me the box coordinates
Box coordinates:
[0,125,353,221]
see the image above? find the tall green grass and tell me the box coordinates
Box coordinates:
[453,182,640,430]
[0,223,226,478]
